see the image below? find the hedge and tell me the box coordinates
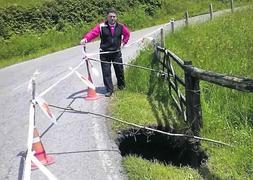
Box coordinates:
[0,0,161,39]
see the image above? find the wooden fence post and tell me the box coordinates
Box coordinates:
[185,11,189,26]
[160,28,165,71]
[170,19,175,33]
[184,61,202,136]
[209,3,213,20]
[157,28,165,62]
[230,0,234,13]
[160,28,165,48]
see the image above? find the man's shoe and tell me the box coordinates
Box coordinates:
[105,91,113,97]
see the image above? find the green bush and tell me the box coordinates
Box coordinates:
[0,0,161,39]
[1,0,251,68]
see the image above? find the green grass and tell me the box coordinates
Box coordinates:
[0,0,251,68]
[0,22,94,67]
[150,0,250,26]
[0,0,50,8]
[114,0,252,30]
[123,155,202,180]
[166,7,253,179]
[112,6,253,179]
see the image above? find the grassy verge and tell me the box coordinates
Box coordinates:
[111,6,253,179]
[0,22,94,67]
[123,156,202,180]
[0,0,251,68]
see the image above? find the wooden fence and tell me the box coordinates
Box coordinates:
[153,0,252,136]
[155,45,253,136]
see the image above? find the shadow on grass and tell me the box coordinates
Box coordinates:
[144,52,220,179]
[147,53,184,129]
[198,165,222,180]
[248,106,253,127]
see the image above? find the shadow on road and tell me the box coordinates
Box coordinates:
[48,149,120,156]
[17,151,26,180]
[40,98,75,138]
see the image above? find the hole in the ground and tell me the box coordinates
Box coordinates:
[116,125,208,168]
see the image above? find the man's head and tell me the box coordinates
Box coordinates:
[106,8,117,25]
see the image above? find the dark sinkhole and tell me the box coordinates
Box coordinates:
[116,126,208,168]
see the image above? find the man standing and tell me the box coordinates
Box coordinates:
[80,8,130,97]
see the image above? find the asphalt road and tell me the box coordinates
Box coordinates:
[0,9,233,180]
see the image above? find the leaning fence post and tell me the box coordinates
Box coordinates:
[160,28,165,48]
[170,19,175,33]
[184,61,202,136]
[185,11,189,26]
[209,3,213,20]
[230,0,234,13]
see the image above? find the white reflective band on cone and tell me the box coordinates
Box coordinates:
[33,137,41,143]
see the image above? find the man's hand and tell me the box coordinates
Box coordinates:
[121,42,127,49]
[80,38,87,45]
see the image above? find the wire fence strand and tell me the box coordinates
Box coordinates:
[49,104,232,147]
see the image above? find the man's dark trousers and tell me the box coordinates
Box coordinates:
[100,51,125,93]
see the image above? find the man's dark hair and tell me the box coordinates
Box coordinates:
[106,8,117,15]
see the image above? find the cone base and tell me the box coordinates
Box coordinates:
[31,155,55,170]
[85,95,101,100]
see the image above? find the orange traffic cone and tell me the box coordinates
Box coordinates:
[85,75,100,100]
[31,128,54,170]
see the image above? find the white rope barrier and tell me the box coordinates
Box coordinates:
[22,23,169,179]
[124,23,168,48]
[81,23,168,59]
[35,97,57,124]
[49,104,232,147]
[24,71,59,180]
[83,56,167,75]
[23,102,35,180]
[70,67,96,90]
[82,50,120,58]
[30,155,58,180]
[38,60,85,97]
